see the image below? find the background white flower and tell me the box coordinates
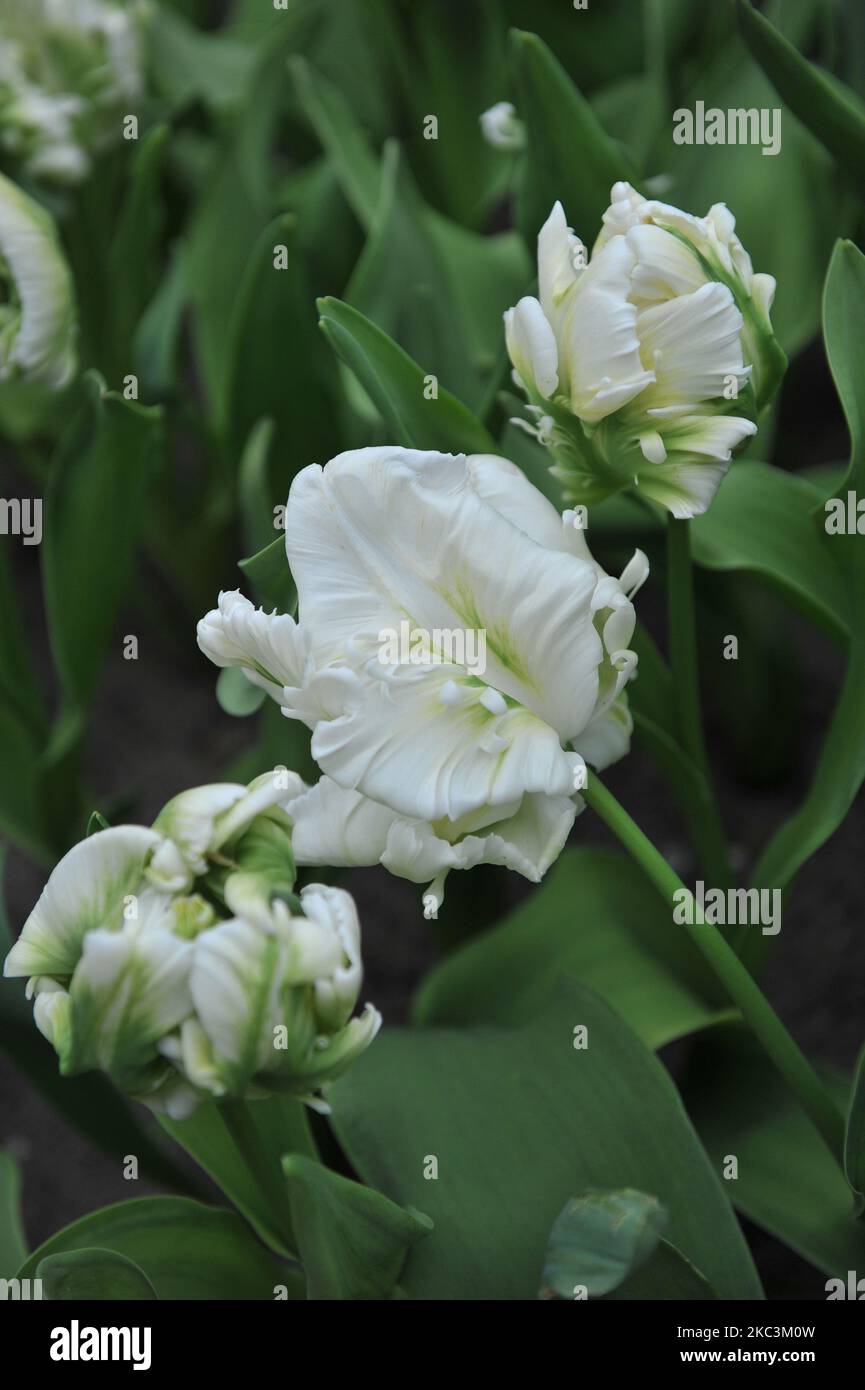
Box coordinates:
[505,184,785,517]
[0,171,77,388]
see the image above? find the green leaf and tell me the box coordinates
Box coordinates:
[0,1151,26,1277]
[225,216,339,486]
[133,244,187,399]
[239,418,278,559]
[318,298,494,454]
[289,55,382,229]
[107,124,170,356]
[539,1190,667,1299]
[238,535,297,614]
[684,1024,865,1279]
[844,1046,865,1208]
[736,0,865,183]
[346,143,476,403]
[18,1198,288,1300]
[607,1240,718,1301]
[509,28,634,246]
[148,5,255,113]
[216,668,265,718]
[331,980,763,1301]
[86,811,111,835]
[160,1096,315,1257]
[282,1153,431,1300]
[41,373,163,709]
[38,1248,157,1301]
[413,848,725,1049]
[691,462,848,642]
[752,243,865,894]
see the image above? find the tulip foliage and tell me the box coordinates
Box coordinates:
[1,0,865,1305]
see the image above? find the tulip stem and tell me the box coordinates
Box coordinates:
[666,516,731,889]
[583,773,846,1171]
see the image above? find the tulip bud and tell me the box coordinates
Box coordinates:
[0,171,77,389]
[505,185,785,518]
[3,775,380,1118]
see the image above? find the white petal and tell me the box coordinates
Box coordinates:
[0,170,76,388]
[559,237,655,421]
[152,783,248,877]
[504,296,559,398]
[301,884,363,1029]
[636,282,749,408]
[189,919,287,1093]
[196,590,309,700]
[572,692,634,770]
[538,200,586,322]
[4,826,161,979]
[285,448,605,741]
[624,223,705,307]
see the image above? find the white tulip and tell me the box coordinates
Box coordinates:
[0,0,147,187]
[0,172,77,388]
[198,448,647,912]
[3,781,379,1114]
[505,184,784,518]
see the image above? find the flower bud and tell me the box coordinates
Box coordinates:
[505,185,785,518]
[3,776,379,1118]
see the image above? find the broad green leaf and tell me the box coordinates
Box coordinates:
[41,374,163,709]
[332,980,763,1301]
[509,28,635,246]
[346,143,476,403]
[160,1096,316,1258]
[844,1046,865,1207]
[289,55,382,229]
[216,668,265,718]
[413,848,724,1048]
[39,1248,157,1301]
[282,1153,431,1300]
[238,535,296,615]
[752,243,865,894]
[607,1240,718,1300]
[736,0,865,183]
[318,298,494,454]
[692,462,848,642]
[147,5,255,112]
[18,1198,289,1300]
[684,1024,865,1280]
[0,1151,26,1277]
[540,1190,667,1299]
[133,244,187,399]
[107,124,170,358]
[225,216,339,488]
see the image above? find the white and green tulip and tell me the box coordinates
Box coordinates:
[0,0,146,187]
[0,171,77,388]
[198,447,647,915]
[505,183,785,518]
[3,776,380,1118]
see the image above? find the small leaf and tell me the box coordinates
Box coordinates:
[86,811,111,836]
[215,668,266,718]
[38,1248,158,1301]
[238,536,297,615]
[540,1189,667,1300]
[282,1153,432,1300]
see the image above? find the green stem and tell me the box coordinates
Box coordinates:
[666,515,731,889]
[583,774,846,1171]
[219,1098,312,1254]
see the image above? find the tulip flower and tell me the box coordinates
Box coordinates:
[3,775,380,1118]
[504,183,785,517]
[0,0,146,186]
[198,448,647,914]
[0,171,77,388]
